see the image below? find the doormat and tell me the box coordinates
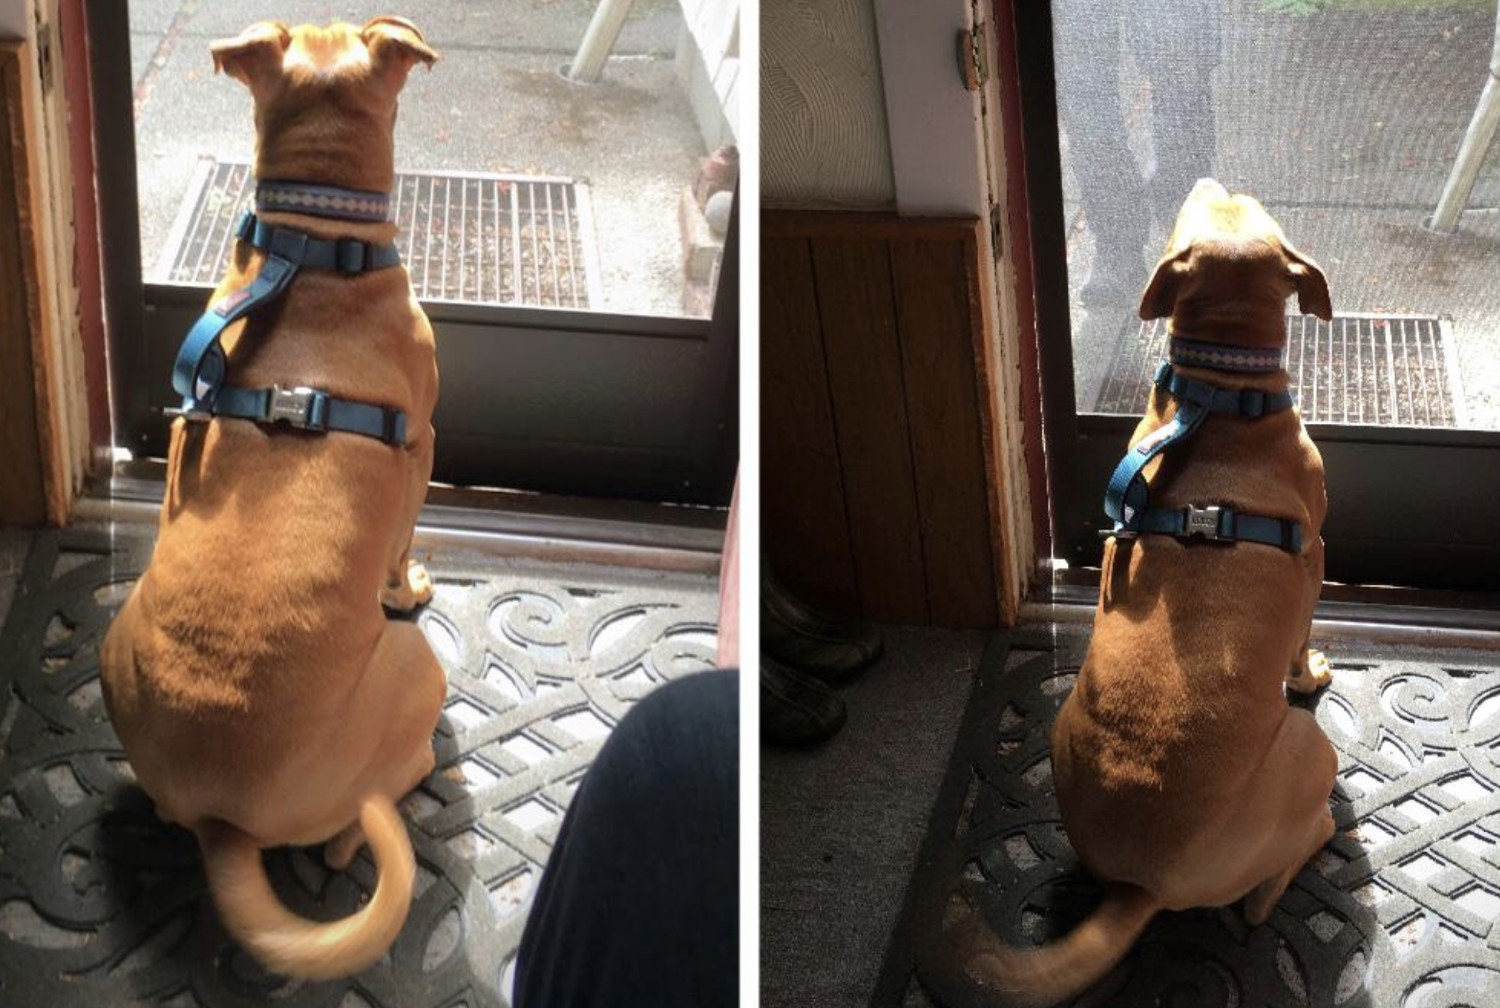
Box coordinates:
[1094,314,1465,427]
[156,158,604,310]
[880,625,1500,1008]
[0,526,717,1008]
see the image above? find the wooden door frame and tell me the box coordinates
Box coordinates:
[0,0,102,526]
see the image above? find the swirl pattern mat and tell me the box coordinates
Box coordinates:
[0,527,718,1008]
[889,627,1500,1008]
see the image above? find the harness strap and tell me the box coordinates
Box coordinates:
[1120,504,1303,553]
[196,385,407,446]
[1102,359,1304,553]
[170,211,401,409]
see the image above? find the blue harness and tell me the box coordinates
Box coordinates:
[1102,338,1303,554]
[167,181,408,447]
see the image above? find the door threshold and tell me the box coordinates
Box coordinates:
[78,467,725,576]
[1022,593,1500,651]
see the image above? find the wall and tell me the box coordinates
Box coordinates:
[0,0,26,39]
[761,0,895,209]
[762,211,1001,629]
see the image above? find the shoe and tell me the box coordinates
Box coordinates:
[762,570,882,681]
[761,657,847,746]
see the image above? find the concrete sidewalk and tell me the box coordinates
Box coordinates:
[1061,0,1500,429]
[129,0,710,317]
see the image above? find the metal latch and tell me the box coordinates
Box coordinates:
[1184,505,1226,540]
[266,385,328,430]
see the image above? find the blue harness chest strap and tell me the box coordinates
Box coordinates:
[170,211,402,409]
[210,385,407,446]
[1102,358,1304,554]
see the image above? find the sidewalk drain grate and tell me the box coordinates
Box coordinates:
[1094,314,1465,426]
[157,158,603,309]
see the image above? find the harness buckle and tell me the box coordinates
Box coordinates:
[1184,504,1227,540]
[266,385,329,431]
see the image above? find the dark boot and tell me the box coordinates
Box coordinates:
[762,570,882,681]
[761,657,847,746]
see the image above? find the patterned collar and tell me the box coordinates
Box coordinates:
[255,179,392,223]
[1168,336,1284,374]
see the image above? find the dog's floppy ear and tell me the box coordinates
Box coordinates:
[362,16,439,87]
[210,22,291,92]
[1282,240,1333,320]
[1138,247,1192,320]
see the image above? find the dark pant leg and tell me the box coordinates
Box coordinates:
[1130,0,1223,222]
[514,668,739,1008]
[1054,0,1152,296]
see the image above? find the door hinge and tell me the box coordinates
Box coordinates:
[957,26,987,91]
[36,23,54,95]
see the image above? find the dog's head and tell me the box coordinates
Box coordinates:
[210,17,438,191]
[1139,179,1332,343]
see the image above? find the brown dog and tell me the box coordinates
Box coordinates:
[958,180,1338,1005]
[100,18,442,981]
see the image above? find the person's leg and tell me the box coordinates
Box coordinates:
[1054,0,1151,304]
[514,668,739,1008]
[1136,0,1222,228]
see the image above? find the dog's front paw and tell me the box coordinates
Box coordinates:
[1287,648,1333,694]
[382,559,436,612]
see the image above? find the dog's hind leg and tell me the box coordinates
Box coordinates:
[381,425,436,612]
[1244,806,1335,925]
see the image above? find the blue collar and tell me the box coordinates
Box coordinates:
[1169,337,1284,374]
[255,179,392,223]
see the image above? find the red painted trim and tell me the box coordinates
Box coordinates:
[59,0,110,454]
[993,0,1051,568]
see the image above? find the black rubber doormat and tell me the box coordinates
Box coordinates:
[0,527,717,1008]
[1094,315,1466,427]
[156,158,604,309]
[878,626,1500,1008]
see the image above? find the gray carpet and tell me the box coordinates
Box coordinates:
[760,626,989,1008]
[0,525,718,1008]
[894,624,1500,1008]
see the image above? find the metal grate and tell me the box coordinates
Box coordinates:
[156,158,603,309]
[1093,314,1466,427]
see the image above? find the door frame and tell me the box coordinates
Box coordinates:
[1009,0,1500,593]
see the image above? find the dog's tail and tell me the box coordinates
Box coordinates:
[954,883,1158,1008]
[198,795,414,981]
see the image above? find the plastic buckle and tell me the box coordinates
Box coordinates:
[1184,504,1228,540]
[1239,387,1266,417]
[265,385,328,431]
[336,238,368,273]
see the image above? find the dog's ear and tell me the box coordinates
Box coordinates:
[1282,240,1333,320]
[210,22,291,92]
[362,17,439,87]
[1138,247,1192,320]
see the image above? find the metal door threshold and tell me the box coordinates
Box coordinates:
[78,476,723,576]
[1022,593,1500,650]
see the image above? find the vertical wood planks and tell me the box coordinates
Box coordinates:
[761,234,860,614]
[762,212,1001,629]
[811,239,929,623]
[890,237,998,628]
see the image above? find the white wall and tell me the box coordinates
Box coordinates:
[762,0,896,209]
[0,0,29,40]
